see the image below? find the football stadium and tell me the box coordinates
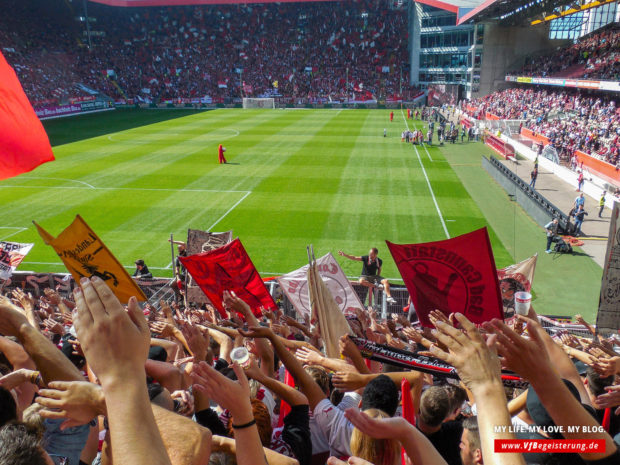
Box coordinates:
[0,0,619,464]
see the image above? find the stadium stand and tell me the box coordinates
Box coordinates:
[0,0,418,105]
[462,88,619,165]
[513,24,619,80]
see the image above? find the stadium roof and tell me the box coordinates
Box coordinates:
[89,0,344,6]
[455,0,612,26]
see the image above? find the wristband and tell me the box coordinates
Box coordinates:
[231,419,256,430]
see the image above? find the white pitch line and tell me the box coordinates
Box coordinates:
[401,109,450,239]
[0,185,250,194]
[0,228,27,241]
[19,176,96,189]
[165,262,173,269]
[207,191,252,231]
[421,142,434,162]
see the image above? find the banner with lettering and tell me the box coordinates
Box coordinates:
[351,337,528,389]
[34,215,146,302]
[387,228,503,327]
[277,252,364,319]
[596,202,620,335]
[0,241,34,279]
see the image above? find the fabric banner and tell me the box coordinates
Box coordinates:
[0,241,34,280]
[497,254,537,319]
[351,337,528,389]
[387,228,504,327]
[596,202,620,335]
[308,260,353,358]
[34,215,147,303]
[179,238,276,317]
[185,230,233,304]
[276,252,364,319]
[0,51,54,180]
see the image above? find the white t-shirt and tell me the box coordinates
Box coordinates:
[312,392,361,457]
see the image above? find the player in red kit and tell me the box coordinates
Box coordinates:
[218,144,227,164]
[389,111,394,122]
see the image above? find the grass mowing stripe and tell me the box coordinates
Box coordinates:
[400,109,449,239]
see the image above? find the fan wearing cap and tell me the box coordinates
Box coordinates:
[133,259,153,279]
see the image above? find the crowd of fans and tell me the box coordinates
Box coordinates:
[513,25,619,81]
[0,267,620,465]
[1,0,418,105]
[462,88,620,165]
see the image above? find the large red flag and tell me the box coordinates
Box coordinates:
[387,228,503,327]
[0,52,54,180]
[179,238,276,317]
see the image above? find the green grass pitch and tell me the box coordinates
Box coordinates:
[0,108,602,318]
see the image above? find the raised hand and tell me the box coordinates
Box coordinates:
[429,314,502,392]
[44,288,62,306]
[171,390,195,417]
[150,321,175,339]
[73,277,150,387]
[36,381,106,430]
[331,371,367,392]
[482,315,547,384]
[191,361,250,416]
[295,346,323,365]
[238,325,274,340]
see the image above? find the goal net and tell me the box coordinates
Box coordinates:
[243,98,275,109]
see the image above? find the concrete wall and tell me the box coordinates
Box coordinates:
[474,22,570,98]
[409,1,422,85]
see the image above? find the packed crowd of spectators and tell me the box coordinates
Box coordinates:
[513,25,619,81]
[462,88,620,165]
[1,0,418,105]
[1,267,620,465]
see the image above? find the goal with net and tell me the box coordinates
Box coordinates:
[243,98,275,109]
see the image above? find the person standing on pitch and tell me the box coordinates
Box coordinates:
[338,248,397,306]
[389,111,394,122]
[218,144,227,164]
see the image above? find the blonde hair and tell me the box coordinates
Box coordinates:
[350,409,399,465]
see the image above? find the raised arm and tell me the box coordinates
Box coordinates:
[73,277,171,465]
[338,251,361,261]
[245,359,308,407]
[487,315,618,461]
[239,325,327,410]
[223,291,274,378]
[0,296,83,384]
[431,315,526,465]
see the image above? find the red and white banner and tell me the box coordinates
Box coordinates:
[277,252,364,319]
[0,241,34,280]
[180,238,276,317]
[497,255,537,319]
[184,229,233,304]
[387,228,504,327]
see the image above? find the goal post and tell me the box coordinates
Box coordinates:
[243,98,275,109]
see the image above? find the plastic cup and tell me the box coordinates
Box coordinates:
[514,292,532,316]
[230,347,251,368]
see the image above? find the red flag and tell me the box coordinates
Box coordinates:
[0,52,54,180]
[386,228,503,328]
[179,238,276,317]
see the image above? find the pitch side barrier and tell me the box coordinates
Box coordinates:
[483,155,572,233]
